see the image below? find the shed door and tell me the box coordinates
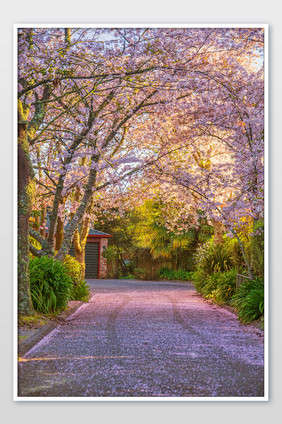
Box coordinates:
[68,242,99,278]
[85,242,99,278]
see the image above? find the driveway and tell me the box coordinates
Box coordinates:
[18,279,264,398]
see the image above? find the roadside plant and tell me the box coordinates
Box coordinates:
[63,255,84,284]
[206,268,237,303]
[133,268,148,280]
[63,255,90,301]
[29,256,73,314]
[193,240,233,291]
[231,277,264,323]
[70,280,91,302]
[121,274,135,280]
[158,267,194,281]
[250,220,264,278]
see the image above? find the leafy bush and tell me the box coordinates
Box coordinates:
[250,220,264,278]
[63,255,90,301]
[121,274,135,280]
[133,268,148,280]
[63,254,84,284]
[195,240,232,275]
[158,267,194,281]
[205,268,237,303]
[71,279,91,302]
[29,256,73,314]
[192,240,237,302]
[224,236,245,271]
[223,221,264,278]
[193,240,233,293]
[231,277,264,323]
[199,272,219,297]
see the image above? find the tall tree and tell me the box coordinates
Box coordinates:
[18,27,264,313]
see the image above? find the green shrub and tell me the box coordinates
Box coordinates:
[70,279,91,302]
[250,220,264,278]
[158,267,194,281]
[121,274,135,280]
[194,240,232,275]
[29,256,73,314]
[231,277,264,323]
[224,236,245,271]
[224,221,264,278]
[200,272,219,297]
[63,254,84,284]
[193,240,233,293]
[206,268,237,303]
[158,267,171,279]
[63,255,90,302]
[133,268,147,280]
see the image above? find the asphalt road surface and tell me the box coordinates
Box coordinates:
[18,279,264,398]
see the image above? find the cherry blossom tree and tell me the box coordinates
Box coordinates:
[18,26,264,314]
[139,33,264,277]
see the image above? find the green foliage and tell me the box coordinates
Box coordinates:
[224,220,264,278]
[133,268,148,280]
[70,279,91,302]
[134,199,202,259]
[102,245,117,261]
[205,268,237,303]
[158,267,194,281]
[250,220,264,278]
[121,274,135,280]
[63,254,84,284]
[193,240,233,289]
[224,235,245,270]
[29,256,73,314]
[232,277,264,323]
[196,209,214,243]
[120,268,147,280]
[63,255,90,302]
[29,235,41,258]
[198,272,219,297]
[95,202,213,275]
[192,240,237,302]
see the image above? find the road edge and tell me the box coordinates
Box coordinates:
[18,301,84,357]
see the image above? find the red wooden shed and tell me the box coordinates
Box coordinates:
[69,229,112,279]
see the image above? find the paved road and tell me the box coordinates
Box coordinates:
[18,279,264,398]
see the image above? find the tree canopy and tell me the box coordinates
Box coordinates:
[17,26,264,314]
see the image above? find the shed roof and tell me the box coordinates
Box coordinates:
[88,229,112,237]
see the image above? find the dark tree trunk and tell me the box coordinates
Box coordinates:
[18,122,34,316]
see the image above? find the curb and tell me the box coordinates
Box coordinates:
[18,301,84,357]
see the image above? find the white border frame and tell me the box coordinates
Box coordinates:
[13,23,269,402]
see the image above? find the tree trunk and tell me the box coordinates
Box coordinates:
[76,248,85,278]
[18,119,34,316]
[65,28,71,47]
[72,211,91,279]
[40,205,47,237]
[73,230,86,279]
[55,215,64,252]
[213,218,224,245]
[56,162,98,262]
